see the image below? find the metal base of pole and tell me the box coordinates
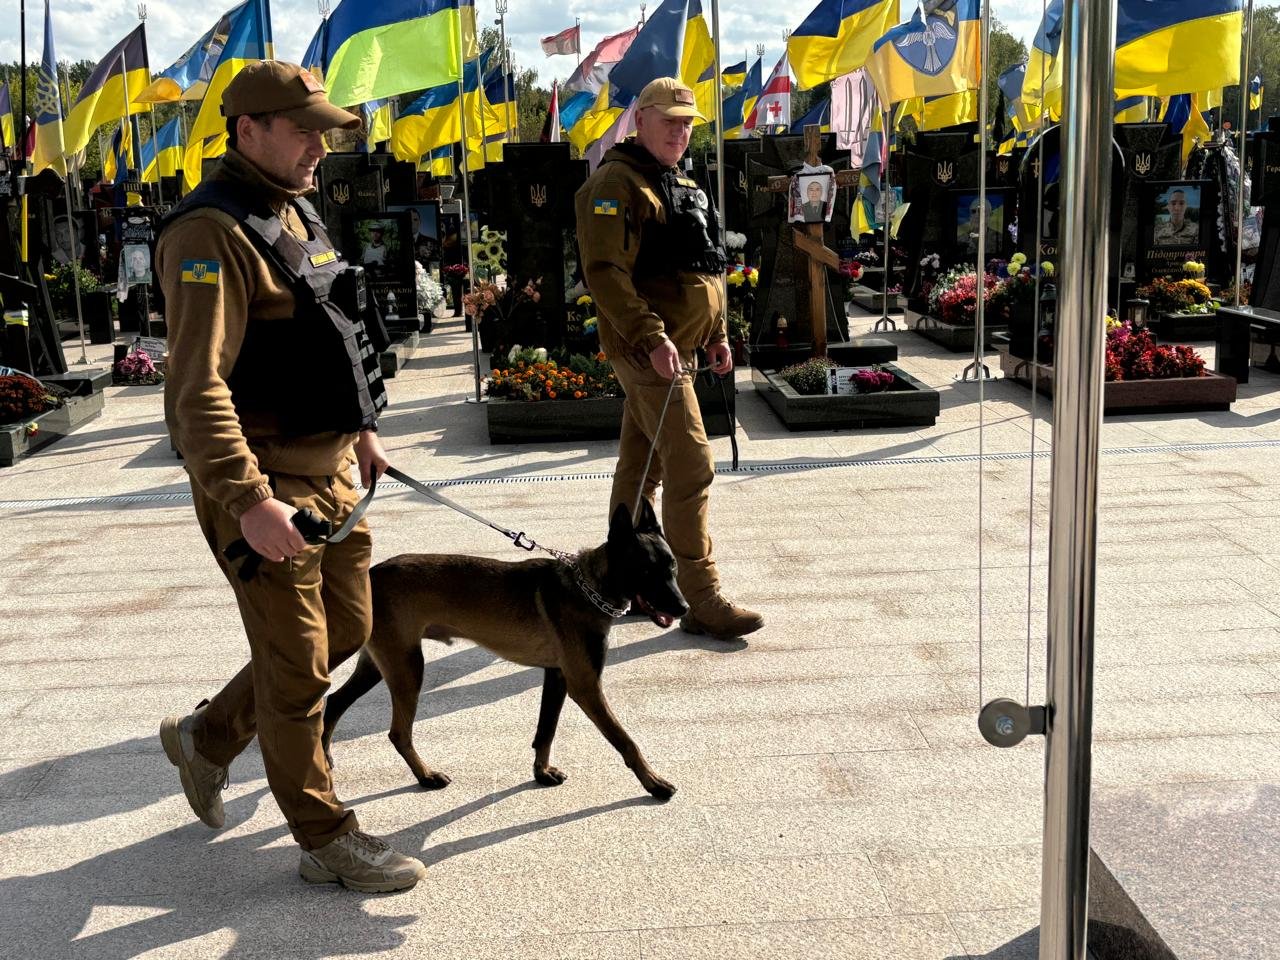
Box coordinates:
[872,316,898,332]
[463,396,489,405]
[953,360,1000,383]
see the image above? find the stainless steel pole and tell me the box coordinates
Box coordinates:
[58,73,88,365]
[457,17,481,403]
[960,0,991,379]
[711,0,725,244]
[1038,0,1116,955]
[1234,0,1254,307]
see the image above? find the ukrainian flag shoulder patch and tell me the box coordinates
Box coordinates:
[180,259,221,285]
[593,199,619,216]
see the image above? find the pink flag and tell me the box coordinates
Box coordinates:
[540,24,580,57]
[586,101,637,171]
[830,69,878,165]
[564,25,640,96]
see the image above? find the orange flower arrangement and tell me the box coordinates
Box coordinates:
[485,350,623,402]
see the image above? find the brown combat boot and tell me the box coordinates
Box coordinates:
[680,595,764,639]
[160,701,229,829]
[299,830,428,893]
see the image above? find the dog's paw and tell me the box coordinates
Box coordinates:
[417,771,452,790]
[323,749,334,771]
[534,764,568,787]
[644,775,677,801]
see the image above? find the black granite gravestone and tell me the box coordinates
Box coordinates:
[1112,123,1181,286]
[315,153,386,260]
[481,143,587,351]
[1247,124,1280,309]
[747,133,851,346]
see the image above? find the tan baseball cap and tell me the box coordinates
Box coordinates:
[635,77,706,121]
[221,60,361,131]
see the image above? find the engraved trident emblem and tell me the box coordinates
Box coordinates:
[1133,152,1152,176]
[936,160,954,184]
[530,183,548,207]
[329,182,350,205]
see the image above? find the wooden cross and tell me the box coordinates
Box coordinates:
[759,125,859,358]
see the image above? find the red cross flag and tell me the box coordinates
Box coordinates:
[746,53,792,134]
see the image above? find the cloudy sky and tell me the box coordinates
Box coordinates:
[0,0,1272,93]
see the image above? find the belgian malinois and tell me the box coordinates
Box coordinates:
[322,501,687,799]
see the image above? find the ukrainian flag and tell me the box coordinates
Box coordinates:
[483,55,518,137]
[425,143,454,176]
[31,0,65,177]
[141,117,183,180]
[1113,95,1148,124]
[722,57,762,138]
[581,0,715,146]
[1250,76,1263,112]
[182,0,272,190]
[103,120,135,183]
[721,60,747,91]
[997,61,1042,132]
[1023,0,1063,119]
[920,90,976,130]
[867,0,981,106]
[1115,0,1241,99]
[62,25,152,158]
[790,97,830,133]
[390,56,496,165]
[134,8,239,103]
[0,83,13,149]
[1163,91,1213,164]
[301,14,330,79]
[559,90,597,142]
[360,100,394,151]
[322,0,476,108]
[789,0,900,92]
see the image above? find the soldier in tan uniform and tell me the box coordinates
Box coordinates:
[1153,189,1199,246]
[156,61,426,893]
[575,77,763,639]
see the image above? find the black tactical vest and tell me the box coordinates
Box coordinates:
[634,166,728,279]
[160,180,387,437]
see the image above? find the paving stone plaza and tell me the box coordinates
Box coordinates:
[4,309,1280,959]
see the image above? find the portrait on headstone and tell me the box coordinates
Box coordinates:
[789,164,835,224]
[1152,184,1201,247]
[955,192,1006,256]
[122,243,152,286]
[51,214,85,267]
[389,202,441,265]
[356,217,399,279]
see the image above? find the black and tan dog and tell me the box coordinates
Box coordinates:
[321,501,686,799]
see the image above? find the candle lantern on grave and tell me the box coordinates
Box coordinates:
[1126,296,1150,330]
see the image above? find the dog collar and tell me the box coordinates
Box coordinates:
[572,564,631,619]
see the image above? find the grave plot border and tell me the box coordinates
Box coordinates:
[751,363,940,431]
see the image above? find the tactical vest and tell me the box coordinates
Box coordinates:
[160,179,387,437]
[635,166,728,279]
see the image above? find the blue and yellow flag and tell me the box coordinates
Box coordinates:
[141,117,184,181]
[1115,0,1241,99]
[322,0,476,108]
[183,0,273,190]
[482,53,519,138]
[721,60,747,91]
[103,119,135,183]
[390,56,496,165]
[1163,91,1213,165]
[424,143,454,176]
[135,7,240,103]
[789,0,900,92]
[559,89,597,141]
[359,100,394,152]
[790,97,830,133]
[867,0,981,106]
[0,83,13,149]
[722,57,762,138]
[920,89,976,130]
[1023,0,1064,119]
[301,14,330,79]
[572,0,714,152]
[31,0,66,176]
[62,24,151,158]
[1250,75,1264,112]
[1113,95,1148,124]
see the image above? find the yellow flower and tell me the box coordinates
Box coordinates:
[576,294,593,306]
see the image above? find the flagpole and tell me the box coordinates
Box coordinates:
[575,17,581,68]
[138,5,163,204]
[711,0,724,245]
[1234,0,1254,307]
[958,0,994,382]
[58,71,88,365]
[880,109,892,331]
[456,17,481,403]
[496,0,514,143]
[18,0,26,178]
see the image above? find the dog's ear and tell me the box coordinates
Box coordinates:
[634,497,660,533]
[608,502,634,542]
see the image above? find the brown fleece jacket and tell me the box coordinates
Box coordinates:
[157,150,357,519]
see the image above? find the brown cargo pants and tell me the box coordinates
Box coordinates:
[188,467,370,850]
[606,344,720,607]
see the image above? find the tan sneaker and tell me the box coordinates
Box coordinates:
[681,595,764,639]
[299,830,428,893]
[160,701,229,829]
